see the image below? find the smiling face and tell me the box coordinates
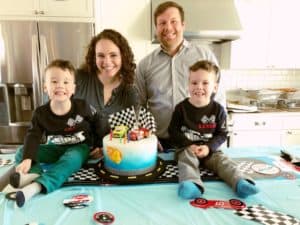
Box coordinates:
[95,39,122,79]
[189,69,217,107]
[44,67,75,103]
[155,7,185,53]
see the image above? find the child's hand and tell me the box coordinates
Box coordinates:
[89,147,103,159]
[157,141,164,152]
[191,145,209,159]
[16,159,32,174]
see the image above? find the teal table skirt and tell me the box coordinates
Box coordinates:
[1,146,300,225]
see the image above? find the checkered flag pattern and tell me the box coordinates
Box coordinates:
[67,168,100,182]
[234,205,300,225]
[108,107,137,130]
[137,107,156,133]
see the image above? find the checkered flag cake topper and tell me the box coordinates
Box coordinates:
[108,107,137,131]
[108,106,156,133]
[137,107,156,133]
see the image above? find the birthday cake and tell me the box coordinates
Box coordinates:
[102,107,158,176]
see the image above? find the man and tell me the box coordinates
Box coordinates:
[136,1,226,150]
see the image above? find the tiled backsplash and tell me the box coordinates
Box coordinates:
[222,69,300,91]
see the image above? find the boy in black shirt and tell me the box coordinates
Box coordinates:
[168,60,259,199]
[10,59,102,207]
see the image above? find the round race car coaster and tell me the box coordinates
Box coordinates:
[97,158,166,184]
[63,194,93,209]
[93,212,115,224]
[251,163,281,175]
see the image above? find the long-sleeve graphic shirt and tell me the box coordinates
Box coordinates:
[168,98,228,152]
[22,99,102,161]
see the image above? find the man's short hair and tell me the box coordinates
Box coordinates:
[154,1,184,26]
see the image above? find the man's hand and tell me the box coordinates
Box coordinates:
[16,159,32,174]
[189,144,209,159]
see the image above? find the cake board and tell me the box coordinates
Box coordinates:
[62,156,300,186]
[63,158,220,186]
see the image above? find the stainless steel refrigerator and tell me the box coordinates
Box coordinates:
[0,21,94,145]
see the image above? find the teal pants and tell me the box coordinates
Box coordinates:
[15,143,89,193]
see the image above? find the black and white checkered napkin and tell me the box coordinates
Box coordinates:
[108,106,156,133]
[234,204,300,225]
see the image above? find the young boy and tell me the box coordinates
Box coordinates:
[168,60,259,199]
[10,59,102,207]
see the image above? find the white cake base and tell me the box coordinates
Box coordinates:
[102,134,158,176]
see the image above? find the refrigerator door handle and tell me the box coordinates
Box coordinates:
[40,35,49,74]
[39,35,49,105]
[32,34,42,108]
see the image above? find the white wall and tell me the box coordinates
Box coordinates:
[95,0,153,63]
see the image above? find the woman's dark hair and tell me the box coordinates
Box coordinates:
[81,29,136,85]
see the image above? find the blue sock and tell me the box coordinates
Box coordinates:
[178,181,202,199]
[236,179,259,198]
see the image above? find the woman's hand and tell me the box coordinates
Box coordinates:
[16,159,32,174]
[89,147,103,159]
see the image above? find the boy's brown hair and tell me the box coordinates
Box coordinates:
[45,59,75,76]
[189,60,220,82]
[154,1,184,26]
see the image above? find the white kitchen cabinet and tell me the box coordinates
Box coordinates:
[0,0,94,21]
[230,130,282,147]
[230,0,300,69]
[0,0,37,16]
[281,115,300,147]
[282,130,300,146]
[228,112,300,147]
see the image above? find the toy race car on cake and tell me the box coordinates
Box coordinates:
[128,127,150,141]
[112,125,128,138]
[190,198,246,210]
[111,125,150,141]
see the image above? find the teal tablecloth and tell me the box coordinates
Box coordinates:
[1,146,300,225]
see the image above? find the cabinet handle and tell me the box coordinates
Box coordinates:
[287,131,292,135]
[254,121,266,126]
[34,10,39,15]
[39,11,45,15]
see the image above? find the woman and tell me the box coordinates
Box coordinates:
[74,29,139,158]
